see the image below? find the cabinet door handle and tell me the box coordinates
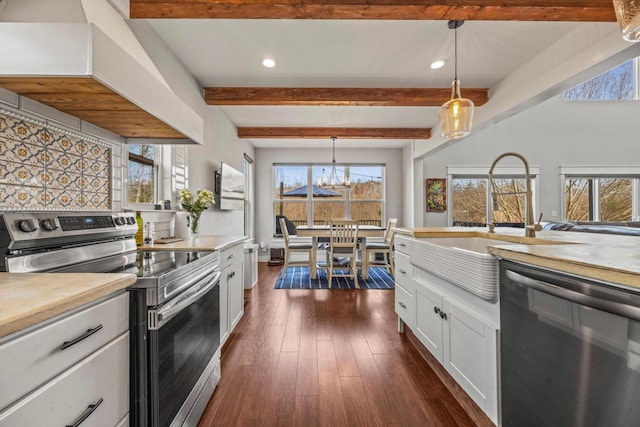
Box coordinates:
[399,302,407,309]
[66,397,103,427]
[439,311,447,320]
[433,306,440,314]
[61,325,103,351]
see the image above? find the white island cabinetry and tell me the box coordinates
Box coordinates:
[395,235,500,425]
[0,291,130,426]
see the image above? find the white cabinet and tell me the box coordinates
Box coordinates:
[220,242,244,346]
[0,292,130,425]
[414,270,499,424]
[394,235,415,330]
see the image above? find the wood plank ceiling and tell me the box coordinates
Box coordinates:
[0,77,187,139]
[131,1,617,140]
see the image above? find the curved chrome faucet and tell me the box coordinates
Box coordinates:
[488,152,542,238]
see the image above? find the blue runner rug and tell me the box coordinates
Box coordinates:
[275,266,394,289]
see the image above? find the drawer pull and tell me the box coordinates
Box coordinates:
[399,302,407,309]
[398,269,406,275]
[60,325,103,351]
[397,243,406,247]
[227,253,236,260]
[66,397,103,427]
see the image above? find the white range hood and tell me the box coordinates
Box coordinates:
[0,0,204,144]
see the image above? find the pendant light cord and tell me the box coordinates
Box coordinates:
[454,25,458,81]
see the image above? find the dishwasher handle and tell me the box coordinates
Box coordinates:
[505,269,640,322]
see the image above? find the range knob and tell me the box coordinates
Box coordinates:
[40,218,58,231]
[16,219,38,233]
[114,217,125,226]
[126,217,136,225]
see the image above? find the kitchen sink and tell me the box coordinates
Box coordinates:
[408,235,569,303]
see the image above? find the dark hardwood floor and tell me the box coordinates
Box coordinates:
[198,263,486,427]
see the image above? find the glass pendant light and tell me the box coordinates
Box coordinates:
[439,20,474,139]
[613,0,640,42]
[317,137,350,189]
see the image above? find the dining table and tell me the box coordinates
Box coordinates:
[295,225,386,280]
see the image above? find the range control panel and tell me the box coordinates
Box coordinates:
[1,212,138,252]
[59,215,117,231]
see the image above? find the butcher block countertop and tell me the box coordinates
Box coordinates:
[394,227,640,289]
[0,273,136,339]
[138,235,247,251]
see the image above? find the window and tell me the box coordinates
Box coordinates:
[452,178,487,226]
[564,176,637,222]
[128,144,156,204]
[564,58,637,100]
[449,167,538,227]
[273,164,384,234]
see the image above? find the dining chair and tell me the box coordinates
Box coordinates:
[325,219,360,288]
[363,218,397,275]
[280,217,315,279]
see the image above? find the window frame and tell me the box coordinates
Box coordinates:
[560,166,640,222]
[447,166,540,227]
[272,163,386,236]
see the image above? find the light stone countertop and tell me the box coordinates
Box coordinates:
[138,235,247,252]
[0,272,136,339]
[394,227,640,289]
[0,235,246,339]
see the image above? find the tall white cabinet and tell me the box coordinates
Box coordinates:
[220,242,245,346]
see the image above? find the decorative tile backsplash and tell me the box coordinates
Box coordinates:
[0,111,112,211]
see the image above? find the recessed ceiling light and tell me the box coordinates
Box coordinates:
[262,58,276,68]
[430,59,447,70]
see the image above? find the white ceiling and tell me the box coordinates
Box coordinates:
[147,19,588,148]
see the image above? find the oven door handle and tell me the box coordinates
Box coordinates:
[154,271,221,328]
[505,269,640,321]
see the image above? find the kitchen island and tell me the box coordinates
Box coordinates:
[392,226,640,426]
[394,226,640,286]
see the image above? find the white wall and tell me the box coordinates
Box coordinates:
[189,106,255,236]
[254,147,404,259]
[420,94,640,226]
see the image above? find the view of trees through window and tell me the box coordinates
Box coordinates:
[452,177,530,226]
[565,177,634,221]
[564,58,636,100]
[274,164,383,231]
[128,144,155,204]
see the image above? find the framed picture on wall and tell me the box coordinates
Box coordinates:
[426,178,446,212]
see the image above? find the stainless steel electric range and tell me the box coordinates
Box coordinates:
[0,212,221,427]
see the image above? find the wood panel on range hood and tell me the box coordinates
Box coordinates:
[0,76,187,139]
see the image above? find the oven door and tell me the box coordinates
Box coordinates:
[148,270,221,427]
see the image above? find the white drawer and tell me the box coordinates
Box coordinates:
[221,243,243,270]
[394,235,411,255]
[394,252,414,292]
[0,292,129,410]
[395,283,415,329]
[0,332,129,427]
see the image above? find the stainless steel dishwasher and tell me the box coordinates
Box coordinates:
[499,260,640,427]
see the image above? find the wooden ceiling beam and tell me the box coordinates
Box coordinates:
[237,127,431,139]
[130,1,616,22]
[205,87,489,106]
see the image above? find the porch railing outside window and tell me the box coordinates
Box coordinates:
[273,164,384,235]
